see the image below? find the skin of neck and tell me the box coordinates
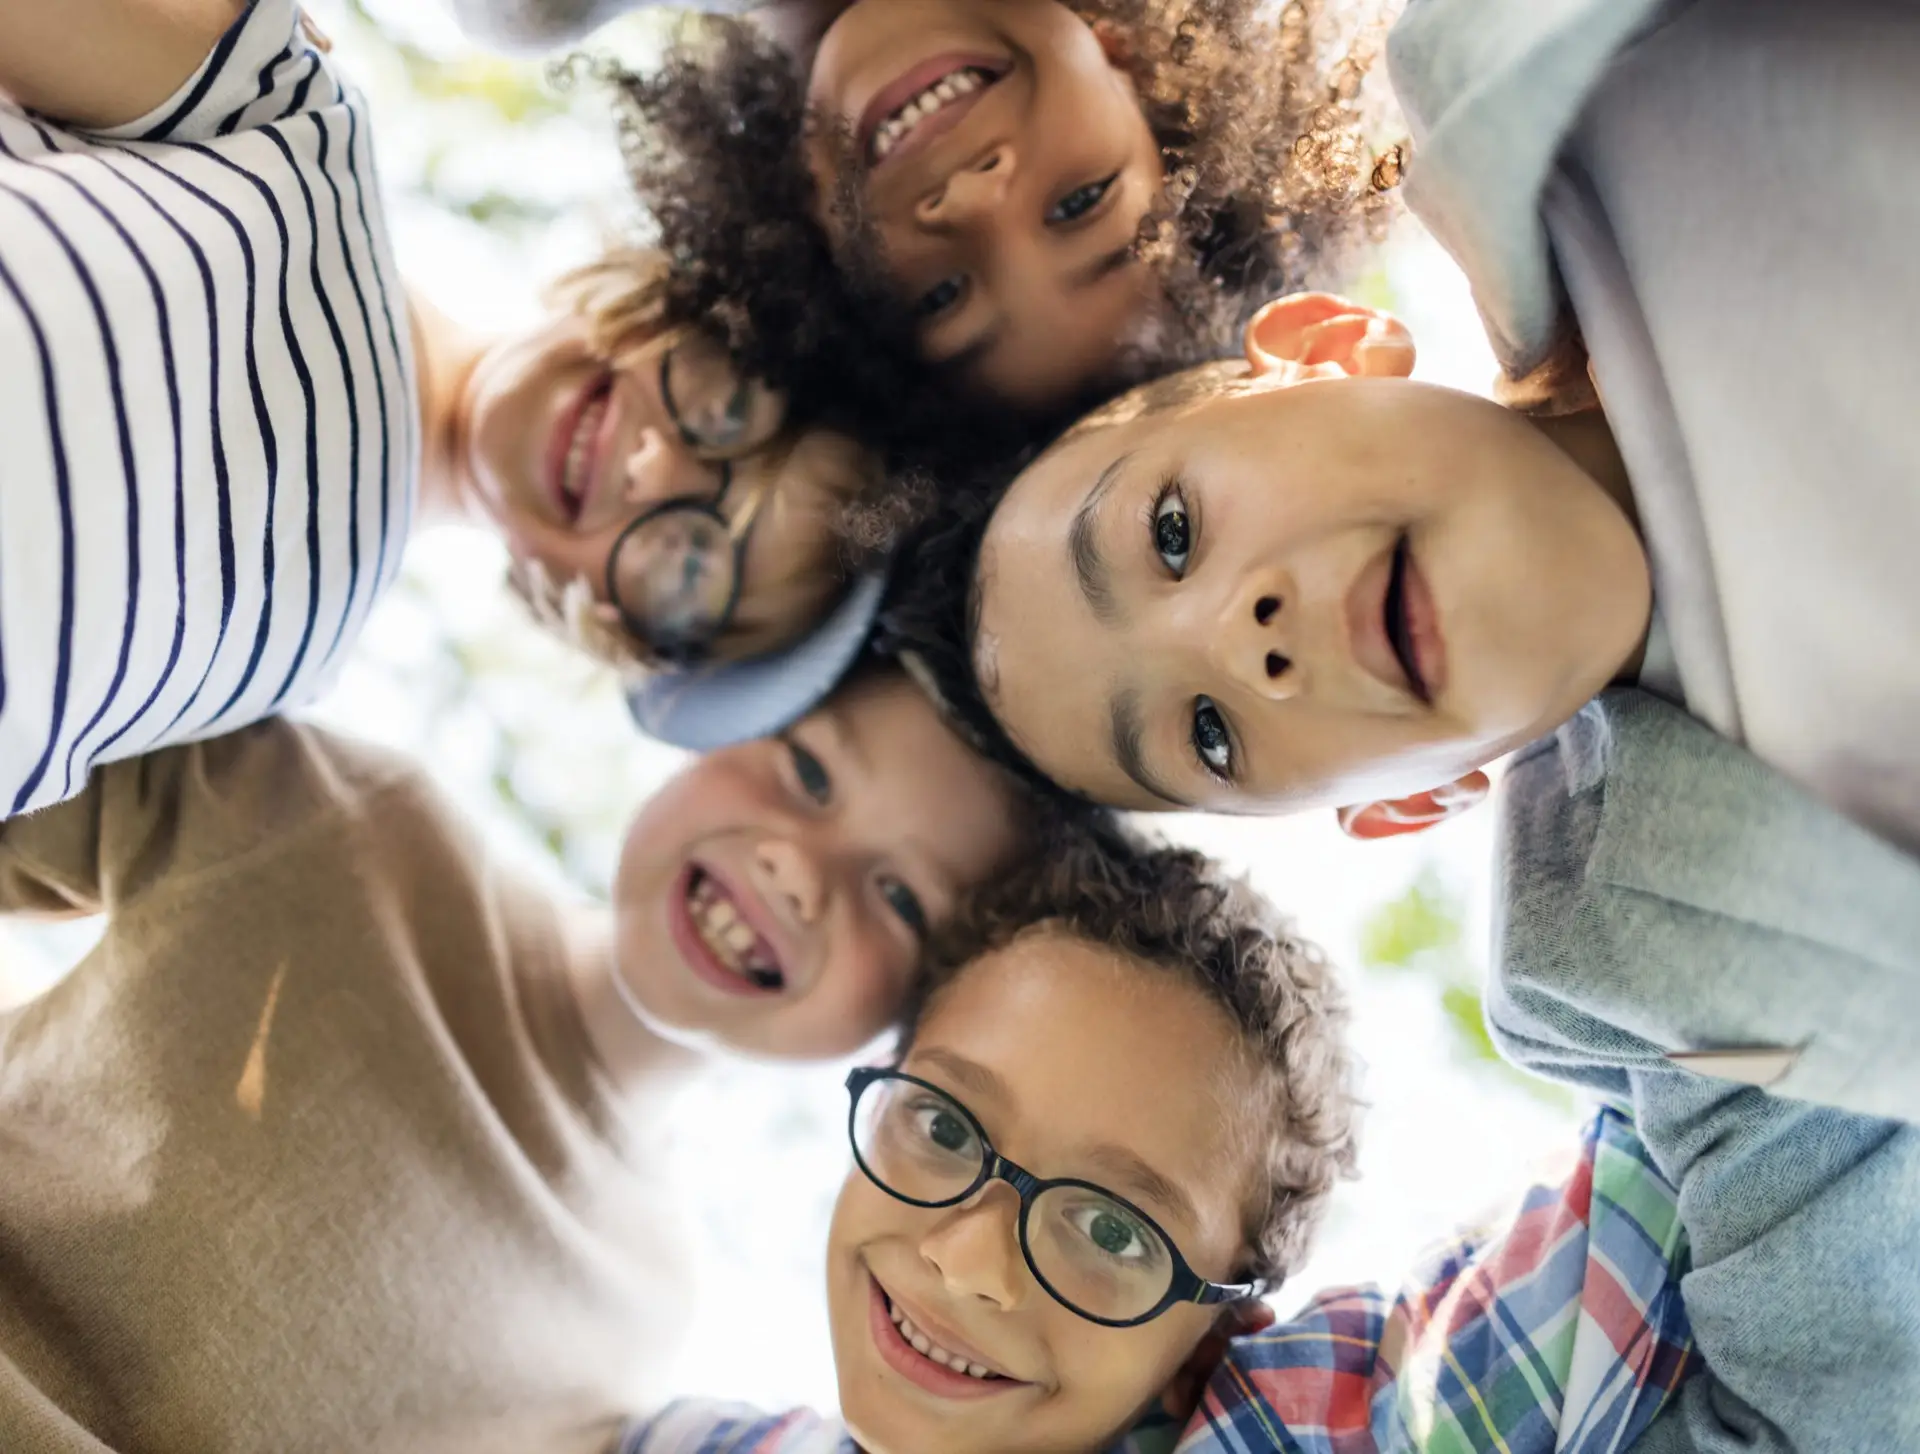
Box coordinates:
[408,291,492,526]
[1530,406,1651,683]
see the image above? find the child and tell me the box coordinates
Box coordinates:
[624,824,1363,1454]
[614,835,1920,1453]
[0,0,882,817]
[0,655,1061,1451]
[464,0,1397,438]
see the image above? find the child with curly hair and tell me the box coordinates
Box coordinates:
[454,0,1401,508]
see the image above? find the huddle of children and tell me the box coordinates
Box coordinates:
[2,0,1916,1451]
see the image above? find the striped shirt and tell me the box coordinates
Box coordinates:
[616,1108,1695,1454]
[0,0,414,816]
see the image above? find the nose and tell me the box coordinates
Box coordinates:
[919,1184,1027,1311]
[752,836,828,926]
[915,144,1016,230]
[1210,577,1300,703]
[620,427,682,507]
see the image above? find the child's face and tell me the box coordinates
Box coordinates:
[973,368,1651,815]
[610,672,1027,1060]
[806,0,1164,412]
[461,308,876,660]
[825,927,1255,1454]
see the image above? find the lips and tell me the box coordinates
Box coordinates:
[1347,533,1448,704]
[867,1275,1023,1399]
[666,863,787,998]
[855,53,1007,170]
[545,374,612,525]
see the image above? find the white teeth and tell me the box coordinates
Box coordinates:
[562,392,605,511]
[888,1300,1000,1381]
[687,873,778,985]
[869,68,993,163]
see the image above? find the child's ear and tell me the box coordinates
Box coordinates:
[1336,771,1490,840]
[1244,292,1416,383]
[1090,17,1135,69]
[1158,1298,1275,1422]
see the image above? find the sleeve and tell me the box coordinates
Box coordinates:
[613,1401,849,1454]
[1621,1074,1920,1454]
[447,0,765,54]
[92,0,333,144]
[0,718,406,918]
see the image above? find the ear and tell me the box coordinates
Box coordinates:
[1090,17,1135,70]
[1336,771,1490,840]
[1158,1299,1276,1421]
[1244,292,1416,383]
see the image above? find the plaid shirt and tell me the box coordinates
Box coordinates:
[619,1109,1694,1454]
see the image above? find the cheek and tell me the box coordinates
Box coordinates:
[805,913,909,1046]
[616,756,760,893]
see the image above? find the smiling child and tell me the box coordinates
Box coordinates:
[0,653,1070,1450]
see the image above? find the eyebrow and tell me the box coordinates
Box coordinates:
[1068,243,1139,293]
[1110,688,1194,810]
[1082,1143,1201,1232]
[1067,452,1131,624]
[914,1047,1012,1104]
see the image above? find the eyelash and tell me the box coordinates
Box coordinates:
[1145,475,1196,578]
[1190,697,1235,784]
[1046,173,1118,226]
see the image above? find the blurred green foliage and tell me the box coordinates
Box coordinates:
[1359,868,1574,1108]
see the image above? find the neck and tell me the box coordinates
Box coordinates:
[1533,407,1650,684]
[408,290,491,526]
[563,909,705,1103]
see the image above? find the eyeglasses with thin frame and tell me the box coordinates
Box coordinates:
[844,1067,1257,1328]
[602,332,788,665]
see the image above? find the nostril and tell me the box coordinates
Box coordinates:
[1255,595,1280,626]
[1266,651,1291,680]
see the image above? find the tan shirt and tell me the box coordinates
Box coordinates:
[0,721,691,1453]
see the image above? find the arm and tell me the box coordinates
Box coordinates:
[0,0,245,129]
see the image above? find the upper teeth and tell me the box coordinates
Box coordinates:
[872,68,989,162]
[688,872,778,986]
[890,1299,1000,1380]
[561,389,607,514]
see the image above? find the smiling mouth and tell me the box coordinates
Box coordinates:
[860,58,1007,168]
[880,1286,1012,1384]
[1384,533,1431,704]
[686,867,783,991]
[553,376,611,525]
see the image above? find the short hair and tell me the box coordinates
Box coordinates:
[900,816,1361,1289]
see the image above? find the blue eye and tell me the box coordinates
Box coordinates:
[1047,174,1117,225]
[1152,487,1191,575]
[786,738,831,805]
[916,276,966,319]
[880,876,928,938]
[1192,697,1232,779]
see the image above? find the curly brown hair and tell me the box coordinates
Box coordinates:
[900,815,1361,1288]
[602,0,1402,548]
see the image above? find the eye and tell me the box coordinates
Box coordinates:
[1046,173,1117,225]
[911,1098,979,1156]
[1065,1201,1154,1262]
[1151,484,1191,576]
[1191,696,1232,779]
[915,276,967,319]
[784,737,832,805]
[879,875,929,939]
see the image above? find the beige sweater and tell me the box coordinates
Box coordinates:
[0,721,691,1453]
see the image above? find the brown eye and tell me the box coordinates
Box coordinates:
[1152,489,1191,575]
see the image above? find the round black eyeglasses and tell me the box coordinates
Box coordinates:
[844,1067,1257,1328]
[602,334,784,665]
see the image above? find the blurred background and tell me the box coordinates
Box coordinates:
[0,0,1592,1416]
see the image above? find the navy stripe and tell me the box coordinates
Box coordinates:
[133,0,260,141]
[313,105,390,665]
[0,177,143,803]
[113,147,263,735]
[259,121,355,708]
[283,50,322,120]
[0,246,78,814]
[217,49,283,137]
[340,103,409,590]
[180,138,314,725]
[1,126,188,775]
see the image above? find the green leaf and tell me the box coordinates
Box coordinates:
[1357,870,1463,973]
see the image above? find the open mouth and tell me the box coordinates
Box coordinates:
[549,375,612,525]
[1383,533,1431,704]
[683,866,784,992]
[860,58,1006,168]
[870,1277,1019,1395]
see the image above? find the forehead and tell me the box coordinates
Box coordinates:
[911,931,1254,1226]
